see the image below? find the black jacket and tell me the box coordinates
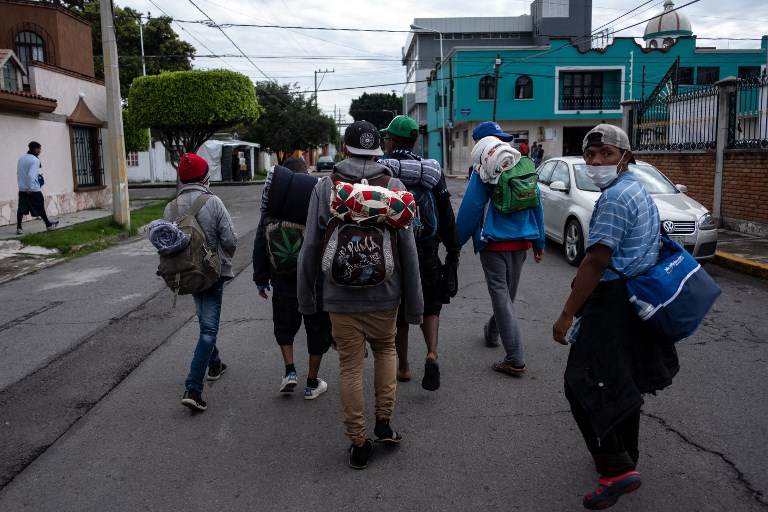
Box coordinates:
[565,279,679,441]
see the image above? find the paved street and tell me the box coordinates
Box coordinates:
[0,181,766,511]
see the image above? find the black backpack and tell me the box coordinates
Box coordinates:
[321,174,398,288]
[387,160,439,242]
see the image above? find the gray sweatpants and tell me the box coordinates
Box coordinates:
[479,250,527,366]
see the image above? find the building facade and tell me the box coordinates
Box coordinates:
[402,0,592,158]
[0,0,111,227]
[424,35,767,174]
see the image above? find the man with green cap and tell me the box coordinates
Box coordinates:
[379,115,460,391]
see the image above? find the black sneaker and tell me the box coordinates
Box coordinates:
[349,439,373,469]
[181,389,207,411]
[374,418,403,443]
[206,363,227,381]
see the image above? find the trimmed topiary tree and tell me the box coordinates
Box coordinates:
[128,69,262,165]
[122,107,150,153]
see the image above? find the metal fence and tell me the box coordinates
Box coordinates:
[633,84,719,151]
[729,74,768,149]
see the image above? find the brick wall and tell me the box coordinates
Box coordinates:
[635,150,768,231]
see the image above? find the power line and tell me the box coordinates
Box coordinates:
[186,0,273,81]
[147,0,238,72]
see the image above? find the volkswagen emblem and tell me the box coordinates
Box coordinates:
[662,220,675,234]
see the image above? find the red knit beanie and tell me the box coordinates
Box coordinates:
[178,153,210,183]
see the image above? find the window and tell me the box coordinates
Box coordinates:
[649,40,658,48]
[15,31,46,87]
[126,151,140,167]
[2,61,20,90]
[561,71,603,110]
[662,38,674,48]
[678,67,695,85]
[550,162,570,188]
[738,66,762,80]
[479,75,496,100]
[537,161,557,185]
[515,75,533,99]
[72,126,104,188]
[462,130,469,147]
[696,67,719,85]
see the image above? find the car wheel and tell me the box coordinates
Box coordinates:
[564,219,585,266]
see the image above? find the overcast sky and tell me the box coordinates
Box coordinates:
[124,0,767,122]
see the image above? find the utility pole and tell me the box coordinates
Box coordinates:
[100,0,130,227]
[492,54,502,122]
[314,68,334,109]
[138,12,155,182]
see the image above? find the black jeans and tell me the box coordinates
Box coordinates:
[565,381,640,477]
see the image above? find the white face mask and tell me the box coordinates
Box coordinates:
[585,151,626,189]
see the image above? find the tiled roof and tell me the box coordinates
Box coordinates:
[0,87,57,103]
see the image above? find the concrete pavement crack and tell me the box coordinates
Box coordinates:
[0,301,64,333]
[643,410,768,508]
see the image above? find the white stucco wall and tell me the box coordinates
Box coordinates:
[0,66,112,226]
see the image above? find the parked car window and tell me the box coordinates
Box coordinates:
[537,161,556,185]
[628,164,679,194]
[572,163,600,192]
[550,162,571,188]
[550,161,570,188]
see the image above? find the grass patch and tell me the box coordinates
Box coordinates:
[19,199,171,256]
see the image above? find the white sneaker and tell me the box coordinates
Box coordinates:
[279,371,298,392]
[304,379,328,400]
[16,228,23,235]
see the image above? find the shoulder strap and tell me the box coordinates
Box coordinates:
[185,193,213,219]
[170,199,180,220]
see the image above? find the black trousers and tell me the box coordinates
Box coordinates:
[565,381,640,477]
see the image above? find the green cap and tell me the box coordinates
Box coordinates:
[382,115,419,139]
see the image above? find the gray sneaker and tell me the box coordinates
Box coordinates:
[280,371,298,392]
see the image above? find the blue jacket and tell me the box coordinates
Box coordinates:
[456,172,545,254]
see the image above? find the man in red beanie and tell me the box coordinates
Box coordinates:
[166,153,238,412]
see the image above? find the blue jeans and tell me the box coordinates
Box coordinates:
[185,278,225,392]
[479,250,527,367]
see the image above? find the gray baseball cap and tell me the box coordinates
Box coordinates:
[582,124,631,152]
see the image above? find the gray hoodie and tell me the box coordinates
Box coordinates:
[163,183,238,278]
[297,157,424,325]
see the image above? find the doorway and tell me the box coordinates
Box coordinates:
[562,126,593,157]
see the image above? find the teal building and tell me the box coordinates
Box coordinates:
[425,19,767,173]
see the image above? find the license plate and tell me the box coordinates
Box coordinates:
[668,235,686,245]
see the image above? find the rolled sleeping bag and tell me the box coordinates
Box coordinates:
[263,165,319,224]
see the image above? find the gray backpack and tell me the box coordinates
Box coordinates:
[157,193,221,305]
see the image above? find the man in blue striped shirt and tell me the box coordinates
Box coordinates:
[552,125,679,510]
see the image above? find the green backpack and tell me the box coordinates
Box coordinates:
[491,157,539,213]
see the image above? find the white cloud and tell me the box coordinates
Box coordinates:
[128,0,767,121]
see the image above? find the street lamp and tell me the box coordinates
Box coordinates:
[410,23,447,172]
[382,109,397,120]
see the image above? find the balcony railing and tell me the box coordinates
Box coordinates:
[558,93,621,111]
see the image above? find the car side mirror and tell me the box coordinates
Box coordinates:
[550,180,569,192]
[675,184,688,193]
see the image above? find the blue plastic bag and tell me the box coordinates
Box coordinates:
[614,237,721,342]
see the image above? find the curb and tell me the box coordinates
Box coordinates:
[713,251,768,280]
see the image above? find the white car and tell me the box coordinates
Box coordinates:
[537,156,718,266]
